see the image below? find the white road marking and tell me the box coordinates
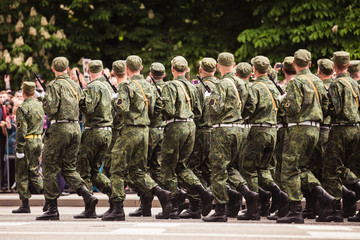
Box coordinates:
[0,223,29,226]
[134,222,181,227]
[296,225,353,231]
[111,227,166,234]
[308,231,360,239]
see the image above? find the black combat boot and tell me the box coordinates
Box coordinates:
[12,199,31,213]
[202,203,227,222]
[129,193,153,217]
[74,186,98,218]
[151,186,172,219]
[268,183,288,217]
[97,201,114,218]
[267,210,278,220]
[226,187,242,218]
[177,188,188,214]
[316,200,343,222]
[348,211,360,222]
[302,193,317,219]
[276,201,304,223]
[179,198,202,219]
[42,198,49,212]
[36,199,59,220]
[342,185,357,218]
[312,185,336,220]
[258,187,271,217]
[194,184,213,216]
[156,197,180,219]
[237,185,260,220]
[101,201,125,221]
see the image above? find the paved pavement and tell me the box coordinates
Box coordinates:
[1,206,360,240]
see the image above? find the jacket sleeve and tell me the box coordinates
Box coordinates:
[283,79,302,116]
[15,107,27,153]
[112,82,130,114]
[161,83,177,118]
[43,84,60,117]
[243,85,258,119]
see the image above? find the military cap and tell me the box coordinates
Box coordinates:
[348,60,360,73]
[150,62,165,76]
[171,56,188,72]
[332,51,350,66]
[317,58,334,75]
[112,60,126,74]
[200,57,217,72]
[217,52,235,66]
[88,60,103,73]
[126,55,142,72]
[52,56,69,72]
[294,49,311,67]
[235,62,252,78]
[251,55,270,73]
[22,81,35,94]
[283,56,295,72]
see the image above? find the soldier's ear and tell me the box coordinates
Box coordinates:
[140,65,143,71]
[308,61,312,68]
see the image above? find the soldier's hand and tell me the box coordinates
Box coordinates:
[278,92,287,102]
[16,152,25,159]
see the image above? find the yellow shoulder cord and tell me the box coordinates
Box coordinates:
[225,78,242,111]
[133,80,149,110]
[257,82,278,116]
[338,78,359,107]
[299,75,320,103]
[174,80,192,109]
[58,79,79,102]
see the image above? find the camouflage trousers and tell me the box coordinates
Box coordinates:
[102,128,120,178]
[15,138,43,200]
[186,127,212,201]
[242,126,277,193]
[270,126,288,187]
[160,121,200,196]
[77,128,112,195]
[110,125,157,202]
[238,126,250,171]
[147,127,165,185]
[209,126,246,204]
[322,126,360,200]
[281,125,321,202]
[43,123,85,200]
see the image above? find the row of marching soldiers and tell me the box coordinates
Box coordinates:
[12,49,360,223]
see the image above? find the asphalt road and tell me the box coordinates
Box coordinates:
[1,207,360,240]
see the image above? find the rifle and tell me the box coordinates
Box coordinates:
[267,73,285,95]
[103,73,118,93]
[196,74,211,94]
[34,72,46,91]
[150,76,162,97]
[75,70,84,89]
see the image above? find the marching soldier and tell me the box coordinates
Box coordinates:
[348,60,360,84]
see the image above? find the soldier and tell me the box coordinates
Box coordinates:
[240,56,288,220]
[203,53,258,222]
[12,82,44,214]
[129,62,166,217]
[323,51,360,222]
[180,58,220,219]
[348,60,360,83]
[102,55,172,221]
[37,57,98,221]
[277,49,335,224]
[74,60,114,218]
[157,56,213,219]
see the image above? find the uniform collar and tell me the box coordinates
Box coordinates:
[336,72,350,78]
[130,74,144,81]
[297,68,311,75]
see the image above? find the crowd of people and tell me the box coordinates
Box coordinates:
[6,48,360,224]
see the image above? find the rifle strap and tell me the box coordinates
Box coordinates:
[299,75,320,103]
[58,79,79,103]
[225,78,242,111]
[338,77,359,107]
[174,80,192,109]
[133,80,149,110]
[204,80,216,89]
[257,82,278,116]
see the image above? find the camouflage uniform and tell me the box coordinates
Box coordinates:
[43,73,86,200]
[15,96,44,200]
[78,74,113,195]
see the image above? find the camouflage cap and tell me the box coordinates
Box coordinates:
[22,81,35,94]
[348,60,360,73]
[200,57,217,72]
[150,62,165,76]
[52,56,69,72]
[294,49,311,67]
[126,55,142,72]
[283,56,295,72]
[112,60,126,74]
[217,52,235,66]
[235,62,252,78]
[251,55,270,73]
[171,56,188,72]
[88,60,103,73]
[317,58,334,75]
[332,51,350,66]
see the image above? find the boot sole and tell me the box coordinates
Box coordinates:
[202,218,228,222]
[276,219,304,224]
[101,217,125,221]
[36,216,60,221]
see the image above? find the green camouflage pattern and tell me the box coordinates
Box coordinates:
[149,80,166,128]
[102,128,120,177]
[308,127,329,181]
[77,128,112,195]
[80,77,113,128]
[222,72,249,114]
[283,69,329,123]
[147,127,164,184]
[271,126,288,187]
[281,126,321,201]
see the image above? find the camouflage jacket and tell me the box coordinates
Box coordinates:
[80,77,113,128]
[16,97,44,153]
[277,81,289,125]
[322,78,333,125]
[195,76,220,127]
[222,72,249,112]
[161,75,201,120]
[328,73,360,124]
[43,73,84,121]
[149,79,166,128]
[243,75,280,125]
[283,69,328,123]
[113,75,155,126]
